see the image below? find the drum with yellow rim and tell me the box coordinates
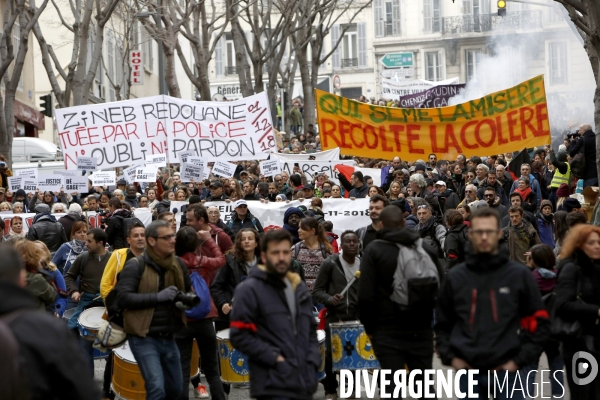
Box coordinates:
[216,328,250,384]
[112,340,199,399]
[330,321,379,371]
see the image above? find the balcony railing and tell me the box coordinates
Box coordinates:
[442,10,542,35]
[225,66,237,75]
[341,58,358,68]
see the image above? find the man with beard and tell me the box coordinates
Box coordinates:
[434,181,459,210]
[501,206,541,265]
[206,206,236,242]
[501,193,539,232]
[458,184,478,207]
[495,165,513,198]
[414,204,447,259]
[230,229,320,400]
[282,207,305,244]
[435,207,549,398]
[477,171,508,206]
[483,187,508,221]
[356,195,389,252]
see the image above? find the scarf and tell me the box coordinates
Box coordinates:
[69,239,87,254]
[145,246,186,291]
[9,228,25,237]
[514,187,532,202]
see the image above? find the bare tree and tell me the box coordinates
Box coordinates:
[177,0,228,101]
[292,0,372,129]
[554,0,600,178]
[0,0,50,166]
[33,0,121,108]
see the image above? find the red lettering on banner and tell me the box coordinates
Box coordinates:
[444,125,463,153]
[496,116,508,145]
[321,119,340,148]
[519,107,536,139]
[429,126,445,153]
[363,125,378,149]
[338,121,352,149]
[379,126,393,151]
[507,110,520,141]
[229,120,245,138]
[460,121,479,149]
[475,119,496,148]
[389,125,404,152]
[534,103,550,137]
[350,123,364,148]
[406,125,424,154]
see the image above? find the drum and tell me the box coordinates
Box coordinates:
[316,330,326,380]
[112,340,200,399]
[330,321,379,371]
[77,307,105,341]
[216,329,250,384]
[62,308,76,322]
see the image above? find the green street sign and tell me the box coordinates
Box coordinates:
[380,52,414,68]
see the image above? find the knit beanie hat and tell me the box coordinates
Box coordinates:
[540,199,553,212]
[556,183,570,198]
[563,198,581,213]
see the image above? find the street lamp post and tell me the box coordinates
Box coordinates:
[135,9,168,95]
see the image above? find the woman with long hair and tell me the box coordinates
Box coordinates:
[555,225,600,399]
[174,226,226,400]
[522,244,564,398]
[553,210,569,258]
[14,240,57,312]
[35,240,69,317]
[212,229,261,322]
[147,188,159,209]
[228,179,244,201]
[386,181,402,200]
[368,185,386,198]
[52,220,88,275]
[291,217,333,291]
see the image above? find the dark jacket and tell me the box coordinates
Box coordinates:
[0,281,100,399]
[438,189,460,211]
[498,173,514,198]
[154,199,171,214]
[26,213,68,252]
[227,210,264,236]
[230,265,319,400]
[415,187,442,216]
[569,130,597,180]
[358,227,443,335]
[211,254,248,319]
[312,254,359,321]
[444,224,469,271]
[124,195,139,209]
[58,212,85,239]
[349,183,369,199]
[212,219,235,242]
[476,180,508,206]
[206,193,229,202]
[115,251,192,336]
[555,251,600,342]
[106,210,133,250]
[244,193,261,201]
[502,210,539,232]
[435,250,550,370]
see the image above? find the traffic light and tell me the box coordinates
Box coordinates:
[498,0,506,16]
[39,94,53,118]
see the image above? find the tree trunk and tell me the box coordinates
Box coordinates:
[163,39,180,98]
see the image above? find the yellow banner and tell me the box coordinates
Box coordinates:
[316,75,550,161]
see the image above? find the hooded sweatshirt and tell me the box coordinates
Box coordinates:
[435,250,550,370]
[283,207,304,244]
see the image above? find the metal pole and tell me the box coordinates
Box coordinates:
[157,5,167,96]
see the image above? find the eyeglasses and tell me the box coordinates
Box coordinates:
[155,234,176,241]
[207,211,220,216]
[417,205,429,209]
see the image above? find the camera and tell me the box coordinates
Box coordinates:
[174,291,200,308]
[0,161,5,167]
[566,132,580,139]
[96,209,110,228]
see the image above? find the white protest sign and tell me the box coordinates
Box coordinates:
[64,176,89,193]
[8,177,22,192]
[15,168,38,180]
[380,77,459,97]
[278,159,355,184]
[135,166,157,182]
[37,175,64,192]
[178,150,194,164]
[354,167,382,187]
[124,164,143,184]
[260,160,281,178]
[22,179,37,192]
[55,92,275,170]
[211,161,236,178]
[181,163,204,182]
[77,157,97,171]
[91,171,116,186]
[145,153,167,167]
[55,170,79,176]
[270,148,340,161]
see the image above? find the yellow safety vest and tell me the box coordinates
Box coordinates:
[550,163,570,188]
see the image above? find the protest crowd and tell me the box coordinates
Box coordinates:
[1,117,600,400]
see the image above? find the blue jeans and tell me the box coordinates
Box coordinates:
[458,370,526,400]
[67,292,103,330]
[128,335,183,400]
[584,177,599,188]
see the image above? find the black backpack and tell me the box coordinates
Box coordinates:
[117,216,144,242]
[0,311,28,400]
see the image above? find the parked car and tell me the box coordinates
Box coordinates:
[12,137,62,162]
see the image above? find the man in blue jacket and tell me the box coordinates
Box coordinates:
[230,229,320,400]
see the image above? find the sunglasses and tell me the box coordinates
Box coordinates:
[417,205,429,209]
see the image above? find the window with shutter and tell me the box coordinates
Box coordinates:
[358,23,367,67]
[424,0,441,33]
[331,25,340,69]
[374,0,384,38]
[392,0,401,36]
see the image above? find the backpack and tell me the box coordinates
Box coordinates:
[120,216,144,241]
[227,216,258,231]
[0,311,28,400]
[293,241,328,259]
[389,239,440,309]
[185,271,212,319]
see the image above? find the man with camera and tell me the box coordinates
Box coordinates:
[115,220,192,400]
[569,123,598,187]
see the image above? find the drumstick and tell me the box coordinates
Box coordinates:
[339,271,361,296]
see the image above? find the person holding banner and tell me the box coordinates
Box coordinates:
[12,189,29,212]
